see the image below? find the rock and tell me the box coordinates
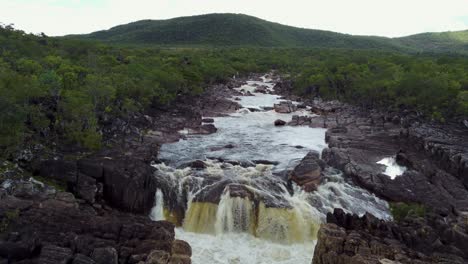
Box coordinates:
[197,124,218,134]
[172,240,192,257]
[202,118,214,123]
[0,241,31,261]
[254,86,268,93]
[252,160,279,165]
[273,101,297,113]
[187,160,206,170]
[169,255,191,264]
[145,250,170,264]
[72,254,96,264]
[274,119,286,126]
[76,174,97,203]
[91,247,118,264]
[38,245,73,264]
[313,209,468,264]
[39,160,77,184]
[100,158,157,214]
[329,126,347,134]
[290,151,322,191]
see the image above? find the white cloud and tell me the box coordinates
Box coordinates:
[1,0,468,37]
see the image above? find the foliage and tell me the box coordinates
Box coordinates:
[74,13,468,54]
[0,209,19,233]
[0,23,467,159]
[390,202,426,222]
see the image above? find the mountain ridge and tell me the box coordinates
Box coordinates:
[69,13,468,53]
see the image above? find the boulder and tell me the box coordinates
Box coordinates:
[202,118,214,123]
[38,245,73,264]
[172,240,192,257]
[72,254,96,264]
[274,101,297,113]
[91,247,118,264]
[290,151,323,191]
[274,119,286,126]
[145,250,170,264]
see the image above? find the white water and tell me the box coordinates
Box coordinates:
[152,74,391,264]
[377,157,407,179]
[149,189,164,221]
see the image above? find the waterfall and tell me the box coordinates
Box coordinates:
[215,191,255,234]
[150,74,392,263]
[149,189,165,221]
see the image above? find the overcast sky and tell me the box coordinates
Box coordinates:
[2,0,468,37]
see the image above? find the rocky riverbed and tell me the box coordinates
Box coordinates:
[0,72,467,264]
[274,81,468,263]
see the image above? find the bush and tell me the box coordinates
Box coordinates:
[390,202,426,221]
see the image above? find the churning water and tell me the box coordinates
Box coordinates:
[151,75,391,264]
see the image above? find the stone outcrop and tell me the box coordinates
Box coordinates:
[0,190,191,264]
[313,209,468,264]
[39,154,158,215]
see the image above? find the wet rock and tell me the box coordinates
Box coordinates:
[290,151,323,191]
[202,118,214,123]
[91,247,118,264]
[196,124,218,134]
[254,86,268,93]
[288,115,312,126]
[145,250,170,264]
[274,101,297,113]
[172,240,192,257]
[252,160,279,165]
[274,119,286,126]
[186,160,207,170]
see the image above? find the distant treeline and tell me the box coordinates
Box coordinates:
[0,25,467,157]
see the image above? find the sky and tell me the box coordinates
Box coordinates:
[1,0,468,37]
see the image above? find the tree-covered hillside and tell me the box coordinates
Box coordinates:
[73,13,407,51]
[72,13,468,54]
[396,30,468,53]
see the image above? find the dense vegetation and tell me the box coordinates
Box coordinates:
[1,23,467,159]
[73,13,468,54]
[390,202,426,222]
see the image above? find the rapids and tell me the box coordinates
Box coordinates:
[150,74,391,264]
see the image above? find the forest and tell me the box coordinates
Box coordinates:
[1,24,467,158]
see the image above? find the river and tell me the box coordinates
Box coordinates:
[151,74,392,264]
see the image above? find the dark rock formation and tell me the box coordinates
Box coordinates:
[0,190,191,264]
[274,101,297,113]
[274,119,286,126]
[290,151,324,192]
[313,209,468,264]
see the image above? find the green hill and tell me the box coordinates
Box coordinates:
[72,13,406,51]
[396,30,468,53]
[71,13,468,54]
